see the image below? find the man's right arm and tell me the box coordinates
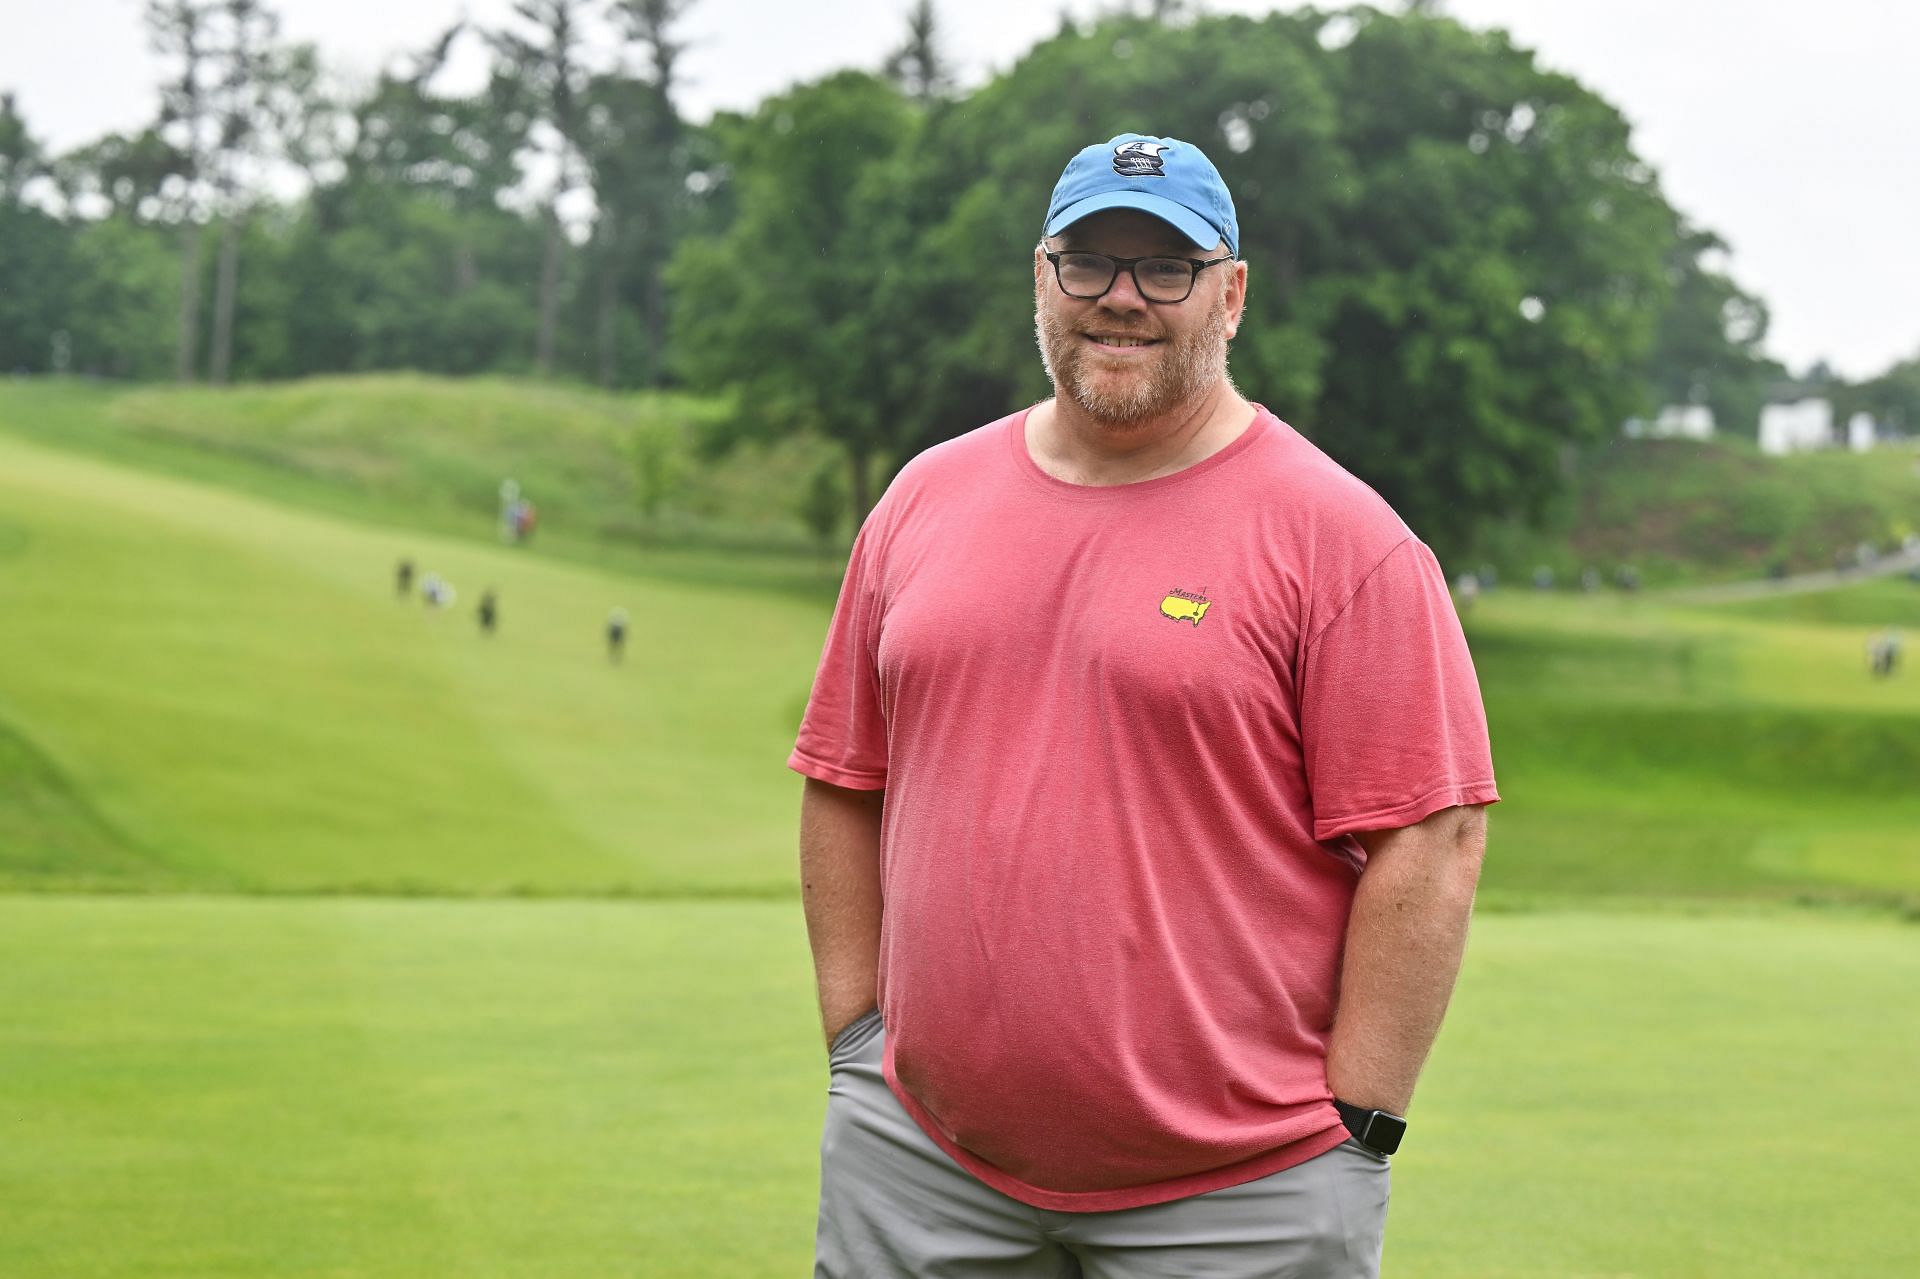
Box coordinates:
[799,776,885,1049]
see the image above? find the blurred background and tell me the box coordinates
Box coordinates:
[1,2,1916,1275]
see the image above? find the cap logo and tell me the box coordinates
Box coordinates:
[1112,141,1170,177]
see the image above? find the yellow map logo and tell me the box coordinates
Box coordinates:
[1159,587,1212,627]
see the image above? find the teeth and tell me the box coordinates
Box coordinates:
[1092,336,1153,346]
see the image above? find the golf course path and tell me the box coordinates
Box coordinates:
[1665,547,1920,605]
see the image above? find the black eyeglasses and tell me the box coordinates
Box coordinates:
[1044,250,1235,304]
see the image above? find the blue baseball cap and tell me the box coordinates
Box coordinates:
[1043,133,1238,258]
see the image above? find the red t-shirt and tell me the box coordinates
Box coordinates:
[790,406,1499,1211]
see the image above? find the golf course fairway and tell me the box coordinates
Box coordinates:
[3,379,1916,1276]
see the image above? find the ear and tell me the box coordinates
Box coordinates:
[1221,259,1249,341]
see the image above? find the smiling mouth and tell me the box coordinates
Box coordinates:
[1083,334,1160,348]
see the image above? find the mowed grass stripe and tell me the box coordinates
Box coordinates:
[0,433,824,895]
[3,897,1915,1278]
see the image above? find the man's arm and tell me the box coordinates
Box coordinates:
[1324,803,1487,1115]
[799,777,886,1049]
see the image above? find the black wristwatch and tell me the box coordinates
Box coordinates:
[1334,1100,1407,1155]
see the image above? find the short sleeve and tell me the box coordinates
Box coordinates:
[1299,538,1498,840]
[787,525,889,790]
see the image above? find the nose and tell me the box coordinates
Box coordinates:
[1099,263,1151,314]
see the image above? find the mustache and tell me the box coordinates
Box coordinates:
[1076,321,1164,340]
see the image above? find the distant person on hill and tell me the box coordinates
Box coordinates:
[499,478,521,542]
[1454,571,1480,611]
[606,607,628,663]
[790,133,1496,1279]
[395,558,414,598]
[421,573,453,610]
[515,501,538,545]
[1869,628,1901,678]
[478,590,498,636]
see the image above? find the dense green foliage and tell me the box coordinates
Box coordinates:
[0,4,1820,554]
[1480,434,1920,584]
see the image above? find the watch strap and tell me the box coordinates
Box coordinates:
[1334,1100,1407,1155]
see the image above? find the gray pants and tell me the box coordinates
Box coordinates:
[817,1011,1390,1278]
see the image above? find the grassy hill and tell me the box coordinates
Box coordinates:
[2,375,1918,906]
[1482,433,1920,586]
[0,428,829,895]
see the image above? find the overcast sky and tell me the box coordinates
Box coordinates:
[3,0,1915,380]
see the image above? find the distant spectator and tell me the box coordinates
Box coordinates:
[1768,559,1788,583]
[515,500,538,545]
[1615,566,1640,594]
[499,478,522,542]
[1454,572,1480,612]
[1580,567,1600,593]
[1869,628,1902,678]
[1532,565,1554,591]
[478,590,498,636]
[421,573,454,609]
[396,558,415,598]
[607,607,629,663]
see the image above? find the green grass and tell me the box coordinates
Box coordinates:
[4,388,1919,906]
[2,897,1914,1278]
[0,897,823,1279]
[4,377,1920,1277]
[1464,588,1920,907]
[0,376,850,599]
[1479,434,1920,586]
[0,430,825,895]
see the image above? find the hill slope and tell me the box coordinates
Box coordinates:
[2,377,1917,905]
[0,430,823,895]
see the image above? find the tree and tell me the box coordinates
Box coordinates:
[0,92,42,204]
[1854,351,1920,435]
[883,0,955,104]
[880,13,1346,469]
[0,95,74,374]
[487,0,595,376]
[147,0,218,382]
[669,72,919,521]
[201,0,288,384]
[1643,223,1780,440]
[53,128,184,221]
[585,0,694,387]
[1307,8,1678,556]
[798,458,846,556]
[838,9,1691,560]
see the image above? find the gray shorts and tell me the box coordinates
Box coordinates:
[817,1011,1390,1279]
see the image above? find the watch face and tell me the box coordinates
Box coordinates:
[1363,1112,1406,1154]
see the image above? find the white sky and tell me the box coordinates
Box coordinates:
[2,0,1916,379]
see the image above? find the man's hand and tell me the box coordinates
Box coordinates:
[799,778,886,1048]
[1325,804,1487,1115]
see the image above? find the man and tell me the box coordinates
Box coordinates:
[790,133,1498,1277]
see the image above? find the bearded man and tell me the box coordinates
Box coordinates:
[790,133,1500,1278]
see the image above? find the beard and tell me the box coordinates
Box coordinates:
[1035,285,1233,428]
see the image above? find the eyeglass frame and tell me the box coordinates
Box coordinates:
[1042,250,1237,304]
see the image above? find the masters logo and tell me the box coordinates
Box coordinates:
[1159,587,1212,627]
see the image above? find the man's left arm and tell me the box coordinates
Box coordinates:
[1324,803,1488,1116]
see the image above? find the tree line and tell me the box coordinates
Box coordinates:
[4,1,1907,557]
